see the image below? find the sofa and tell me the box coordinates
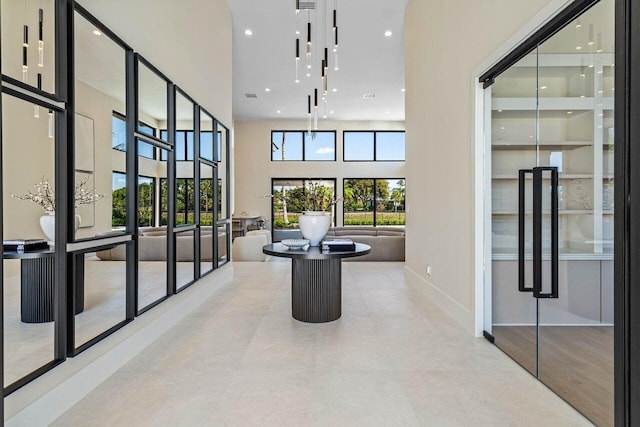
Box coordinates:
[323,226,405,261]
[96,226,227,261]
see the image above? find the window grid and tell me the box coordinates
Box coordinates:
[343,130,406,162]
[271,131,336,162]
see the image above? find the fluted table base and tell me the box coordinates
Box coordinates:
[291,258,341,323]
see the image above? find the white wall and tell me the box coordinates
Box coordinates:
[404,0,554,333]
[234,120,405,224]
[78,0,233,127]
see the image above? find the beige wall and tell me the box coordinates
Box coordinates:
[404,0,553,332]
[234,120,405,224]
[79,0,233,127]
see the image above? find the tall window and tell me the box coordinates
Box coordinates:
[271,131,336,161]
[112,112,156,159]
[271,179,336,241]
[138,176,156,227]
[344,131,405,161]
[112,172,127,228]
[175,178,195,225]
[343,178,405,226]
[159,130,197,161]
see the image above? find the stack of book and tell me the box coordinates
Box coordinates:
[321,238,356,252]
[3,239,49,252]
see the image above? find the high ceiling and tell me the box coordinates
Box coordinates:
[227,0,409,122]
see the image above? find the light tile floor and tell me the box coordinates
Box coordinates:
[53,262,592,426]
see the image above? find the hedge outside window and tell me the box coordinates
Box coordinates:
[343,178,405,226]
[271,131,336,161]
[343,131,405,161]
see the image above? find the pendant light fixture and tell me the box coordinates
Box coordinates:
[293,0,341,124]
[295,38,300,83]
[48,109,54,138]
[23,25,29,83]
[307,94,312,134]
[38,9,44,67]
[34,73,42,118]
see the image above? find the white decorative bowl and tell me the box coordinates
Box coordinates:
[281,239,310,250]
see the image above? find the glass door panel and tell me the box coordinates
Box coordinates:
[490,53,539,376]
[536,1,615,426]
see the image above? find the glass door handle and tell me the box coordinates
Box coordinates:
[532,167,559,299]
[518,169,534,292]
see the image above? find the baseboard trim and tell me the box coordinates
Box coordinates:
[5,264,235,426]
[404,266,475,334]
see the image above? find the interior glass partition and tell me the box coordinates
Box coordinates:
[486,1,614,425]
[2,93,58,391]
[200,162,215,275]
[137,144,169,312]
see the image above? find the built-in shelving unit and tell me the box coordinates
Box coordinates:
[491,53,614,260]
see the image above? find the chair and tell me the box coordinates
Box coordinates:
[246,229,272,244]
[231,220,244,239]
[232,234,268,261]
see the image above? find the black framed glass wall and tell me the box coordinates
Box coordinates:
[343,179,406,226]
[70,6,133,356]
[0,0,233,396]
[216,125,231,266]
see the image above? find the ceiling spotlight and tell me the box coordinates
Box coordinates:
[401,88,406,92]
[323,115,327,119]
[276,110,281,114]
[329,110,334,114]
[265,88,271,92]
[244,29,253,36]
[384,30,393,37]
[332,88,337,92]
[92,29,102,36]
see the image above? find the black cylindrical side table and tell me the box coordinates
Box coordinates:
[263,243,371,323]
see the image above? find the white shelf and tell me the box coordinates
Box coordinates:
[492,97,594,111]
[492,210,595,216]
[492,140,592,150]
[492,173,593,180]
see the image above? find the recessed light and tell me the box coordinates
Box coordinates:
[497,109,503,112]
[276,110,281,114]
[401,88,406,92]
[265,88,271,92]
[540,86,547,90]
[567,111,573,114]
[384,30,393,37]
[323,115,327,119]
[385,111,390,114]
[332,88,338,93]
[244,29,253,36]
[92,29,102,36]
[329,110,334,114]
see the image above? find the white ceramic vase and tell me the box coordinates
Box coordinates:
[298,211,330,246]
[39,212,81,243]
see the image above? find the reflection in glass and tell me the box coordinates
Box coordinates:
[137,145,168,311]
[200,110,214,161]
[1,1,55,93]
[74,10,126,241]
[217,224,229,266]
[137,61,168,143]
[377,179,406,225]
[2,94,56,388]
[138,176,155,227]
[200,163,215,275]
[75,248,127,349]
[176,230,195,291]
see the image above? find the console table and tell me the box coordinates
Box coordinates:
[263,243,371,323]
[3,249,84,323]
